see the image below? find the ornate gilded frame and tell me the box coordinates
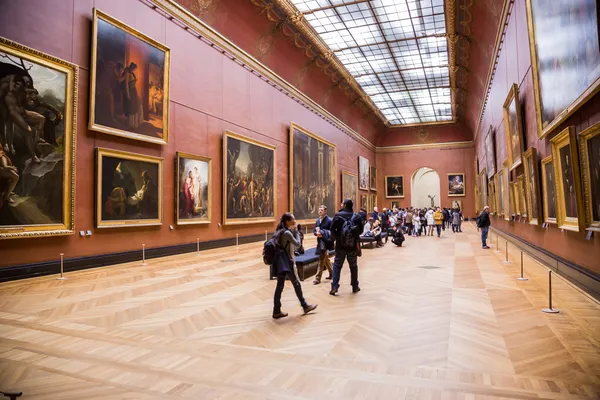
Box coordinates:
[550,127,584,232]
[509,181,518,217]
[384,175,405,199]
[289,122,337,224]
[89,8,170,145]
[503,83,524,171]
[488,180,496,215]
[369,165,377,191]
[0,37,77,239]
[480,168,488,210]
[579,121,600,229]
[370,193,377,210]
[522,147,542,225]
[501,159,510,220]
[541,155,557,225]
[96,148,163,228]
[223,130,276,226]
[390,201,401,210]
[175,152,211,225]
[517,175,527,217]
[447,173,465,197]
[341,170,358,206]
[360,193,368,210]
[485,125,496,177]
[358,156,369,190]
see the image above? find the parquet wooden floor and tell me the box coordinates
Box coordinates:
[1,223,599,399]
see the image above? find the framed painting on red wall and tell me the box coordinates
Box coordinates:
[341,171,358,208]
[447,173,465,197]
[385,175,404,198]
[369,165,377,191]
[484,125,496,178]
[176,152,211,225]
[358,156,369,190]
[541,155,557,224]
[523,147,542,225]
[503,83,525,171]
[579,121,600,229]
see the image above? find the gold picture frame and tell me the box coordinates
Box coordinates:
[358,156,369,190]
[480,168,488,210]
[176,152,211,225]
[509,181,517,217]
[0,37,78,239]
[541,155,557,224]
[517,175,528,217]
[223,131,276,226]
[550,127,584,231]
[501,159,510,220]
[369,165,377,191]
[579,121,600,229]
[525,0,600,139]
[522,147,542,225]
[360,193,368,210]
[448,173,465,197]
[341,170,358,208]
[390,201,401,209]
[385,175,404,198]
[503,83,525,171]
[369,193,377,211]
[488,180,496,215]
[485,125,496,177]
[89,9,170,145]
[96,148,163,228]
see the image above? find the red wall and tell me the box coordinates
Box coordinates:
[379,123,472,147]
[0,0,376,268]
[473,0,600,275]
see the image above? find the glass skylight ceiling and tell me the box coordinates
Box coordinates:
[289,0,453,125]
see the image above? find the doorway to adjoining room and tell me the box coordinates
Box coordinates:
[411,167,441,209]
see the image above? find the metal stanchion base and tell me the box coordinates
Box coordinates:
[56,277,68,281]
[516,277,529,281]
[495,249,502,253]
[141,262,148,266]
[503,260,512,264]
[542,308,559,314]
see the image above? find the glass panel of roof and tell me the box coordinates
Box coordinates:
[290,0,453,124]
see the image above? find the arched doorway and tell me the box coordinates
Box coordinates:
[411,167,441,208]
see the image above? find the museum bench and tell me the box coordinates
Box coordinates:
[359,232,388,248]
[269,247,334,281]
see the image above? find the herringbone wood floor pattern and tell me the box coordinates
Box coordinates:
[1,223,599,399]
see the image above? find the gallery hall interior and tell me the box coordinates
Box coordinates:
[1,0,600,398]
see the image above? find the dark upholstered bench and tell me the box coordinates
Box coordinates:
[359,236,376,248]
[269,247,334,281]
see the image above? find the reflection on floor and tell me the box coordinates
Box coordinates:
[0,223,599,399]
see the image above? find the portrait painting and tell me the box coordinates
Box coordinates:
[495,172,505,217]
[503,83,524,171]
[224,131,275,225]
[385,175,404,198]
[361,193,368,210]
[485,125,496,177]
[0,38,77,239]
[90,9,170,145]
[526,0,600,138]
[517,175,528,217]
[541,155,557,224]
[370,193,377,210]
[509,181,518,217]
[358,156,369,190]
[448,173,465,197]
[451,200,462,210]
[550,127,584,231]
[176,152,211,225]
[341,171,357,207]
[390,201,401,209]
[96,148,162,228]
[370,165,377,191]
[579,121,600,228]
[523,147,542,225]
[290,123,336,223]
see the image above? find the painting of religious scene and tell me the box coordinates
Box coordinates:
[579,122,600,227]
[385,175,404,198]
[448,173,465,196]
[358,156,369,190]
[370,165,377,191]
[96,148,162,228]
[341,171,357,208]
[485,126,496,177]
[90,9,170,145]
[361,193,368,210]
[541,156,557,223]
[526,0,600,138]
[176,152,211,225]
[223,131,275,225]
[290,123,336,223]
[0,38,76,239]
[503,84,524,171]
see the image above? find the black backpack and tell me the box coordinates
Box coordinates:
[263,236,284,265]
[340,214,361,248]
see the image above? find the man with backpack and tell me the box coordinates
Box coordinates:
[477,205,491,249]
[329,199,364,296]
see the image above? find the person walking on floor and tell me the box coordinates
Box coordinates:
[313,205,333,285]
[434,207,444,237]
[451,208,462,233]
[426,208,435,236]
[330,199,365,296]
[477,205,491,249]
[272,212,317,319]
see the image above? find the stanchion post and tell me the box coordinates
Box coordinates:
[57,253,67,281]
[542,270,560,313]
[141,244,147,266]
[236,233,239,246]
[196,237,200,256]
[265,230,267,241]
[516,251,528,281]
[496,233,501,253]
[503,240,511,264]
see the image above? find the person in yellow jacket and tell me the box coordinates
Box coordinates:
[433,207,444,237]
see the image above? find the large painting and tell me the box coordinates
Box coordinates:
[523,147,542,225]
[579,121,600,229]
[96,148,162,228]
[0,38,77,239]
[176,152,211,225]
[448,173,465,197]
[550,127,584,231]
[526,0,600,138]
[370,165,377,191]
[224,131,275,225]
[503,83,525,171]
[385,175,404,198]
[290,123,336,223]
[358,156,369,190]
[485,125,496,178]
[541,155,557,224]
[341,171,357,207]
[90,9,170,145]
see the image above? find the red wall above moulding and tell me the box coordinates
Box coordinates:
[378,124,473,147]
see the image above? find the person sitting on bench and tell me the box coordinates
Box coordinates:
[361,217,384,247]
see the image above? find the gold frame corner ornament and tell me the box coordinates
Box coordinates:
[175,152,212,226]
[579,121,600,229]
[0,37,77,239]
[503,83,524,171]
[89,8,171,145]
[447,172,466,197]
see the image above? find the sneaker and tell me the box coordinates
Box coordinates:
[303,304,318,314]
[325,276,332,280]
[272,312,288,319]
[482,245,490,249]
[313,279,320,285]
[329,287,338,296]
[352,287,361,293]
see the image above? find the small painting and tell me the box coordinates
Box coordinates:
[224,131,275,225]
[358,156,369,190]
[541,155,557,224]
[96,148,163,228]
[517,175,528,217]
[448,173,465,197]
[370,165,377,191]
[523,147,542,225]
[509,181,518,217]
[485,125,496,177]
[370,193,377,210]
[360,193,368,210]
[385,175,404,198]
[503,83,525,171]
[390,201,401,209]
[451,200,462,210]
[341,171,358,207]
[488,180,496,215]
[176,152,211,225]
[90,9,170,145]
[579,121,600,228]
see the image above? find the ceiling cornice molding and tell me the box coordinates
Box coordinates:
[473,0,512,140]
[145,0,376,151]
[376,140,474,153]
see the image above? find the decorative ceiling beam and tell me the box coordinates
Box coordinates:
[300,0,370,15]
[333,32,457,52]
[445,0,459,121]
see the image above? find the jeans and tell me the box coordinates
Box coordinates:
[452,224,458,232]
[315,253,332,281]
[331,248,359,290]
[274,265,307,313]
[436,224,442,236]
[481,227,489,247]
